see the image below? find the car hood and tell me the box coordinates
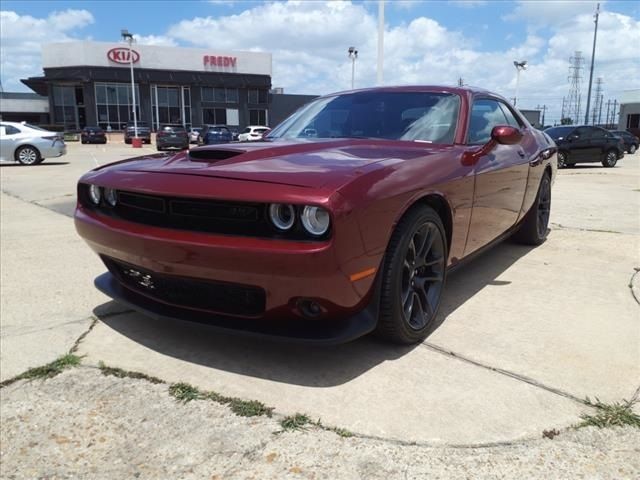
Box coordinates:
[113,138,448,189]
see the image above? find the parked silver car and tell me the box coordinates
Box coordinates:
[0,121,66,165]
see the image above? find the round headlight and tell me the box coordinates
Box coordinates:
[88,184,101,205]
[301,206,330,236]
[104,188,117,207]
[269,204,295,230]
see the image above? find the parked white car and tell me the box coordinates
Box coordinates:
[238,125,271,142]
[0,121,66,165]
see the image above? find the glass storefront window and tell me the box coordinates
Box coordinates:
[202,87,238,103]
[249,109,267,125]
[94,82,140,130]
[151,85,191,130]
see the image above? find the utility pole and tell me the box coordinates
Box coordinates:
[377,0,384,85]
[536,104,547,127]
[612,99,618,128]
[458,77,464,87]
[584,3,600,124]
[348,47,358,89]
[597,94,604,125]
[605,99,611,128]
[561,97,566,123]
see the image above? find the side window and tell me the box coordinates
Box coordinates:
[498,103,522,127]
[3,125,20,135]
[573,126,592,139]
[468,99,509,144]
[590,128,606,139]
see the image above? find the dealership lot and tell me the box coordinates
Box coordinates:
[1,141,639,475]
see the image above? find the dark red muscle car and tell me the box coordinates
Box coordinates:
[75,86,557,344]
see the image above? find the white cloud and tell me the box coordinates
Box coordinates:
[133,34,177,47]
[0,9,94,90]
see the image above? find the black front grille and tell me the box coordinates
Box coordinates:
[103,257,266,317]
[111,190,271,237]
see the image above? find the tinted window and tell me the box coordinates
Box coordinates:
[161,125,186,133]
[468,99,509,144]
[499,104,523,127]
[2,125,21,135]
[574,126,593,139]
[545,126,575,139]
[268,91,460,144]
[590,128,607,139]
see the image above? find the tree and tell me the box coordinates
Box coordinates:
[560,117,574,125]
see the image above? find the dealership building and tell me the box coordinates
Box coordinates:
[17,41,315,131]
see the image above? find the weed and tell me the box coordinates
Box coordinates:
[98,362,164,384]
[280,414,312,431]
[577,397,640,428]
[169,382,202,403]
[0,354,81,388]
[228,398,273,417]
[542,428,560,439]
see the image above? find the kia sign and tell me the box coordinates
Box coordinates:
[108,47,140,64]
[203,55,237,69]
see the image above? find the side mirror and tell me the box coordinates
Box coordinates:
[491,125,523,145]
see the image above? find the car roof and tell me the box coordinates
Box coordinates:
[325,85,494,97]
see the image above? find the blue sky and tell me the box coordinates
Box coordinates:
[1,1,639,124]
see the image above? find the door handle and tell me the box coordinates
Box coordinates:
[517,150,525,158]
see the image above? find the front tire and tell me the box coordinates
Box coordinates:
[513,173,551,246]
[602,149,618,168]
[376,206,448,344]
[15,145,41,165]
[629,144,637,154]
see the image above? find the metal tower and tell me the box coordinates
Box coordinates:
[591,77,603,125]
[566,51,584,124]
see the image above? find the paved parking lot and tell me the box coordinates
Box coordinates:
[1,140,639,477]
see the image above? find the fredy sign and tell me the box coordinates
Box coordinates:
[203,55,237,69]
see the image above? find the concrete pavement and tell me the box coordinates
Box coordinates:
[0,142,638,467]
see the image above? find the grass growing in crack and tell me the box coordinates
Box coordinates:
[577,397,640,429]
[98,362,164,384]
[0,354,81,388]
[169,383,202,403]
[280,414,312,431]
[168,382,274,418]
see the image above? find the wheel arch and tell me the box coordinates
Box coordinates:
[397,193,453,252]
[14,144,41,162]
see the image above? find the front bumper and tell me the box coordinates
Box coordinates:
[75,205,379,328]
[95,271,378,344]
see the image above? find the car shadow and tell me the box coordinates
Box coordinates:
[94,239,535,387]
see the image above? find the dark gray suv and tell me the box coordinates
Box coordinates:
[544,125,625,168]
[124,122,151,144]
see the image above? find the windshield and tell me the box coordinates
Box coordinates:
[268,91,460,144]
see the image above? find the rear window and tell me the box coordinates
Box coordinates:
[161,125,186,133]
[211,127,230,133]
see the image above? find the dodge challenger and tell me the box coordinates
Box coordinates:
[75,86,557,344]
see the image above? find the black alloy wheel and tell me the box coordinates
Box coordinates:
[557,151,567,168]
[513,173,551,246]
[377,206,447,344]
[602,150,618,168]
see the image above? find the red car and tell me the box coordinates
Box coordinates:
[75,86,557,344]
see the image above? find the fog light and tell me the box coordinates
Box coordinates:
[89,184,101,205]
[104,188,117,207]
[297,299,323,319]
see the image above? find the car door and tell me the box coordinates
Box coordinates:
[566,126,597,162]
[463,98,530,256]
[0,124,21,161]
[589,127,611,161]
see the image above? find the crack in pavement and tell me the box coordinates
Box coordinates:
[550,222,628,235]
[421,342,590,406]
[1,189,73,218]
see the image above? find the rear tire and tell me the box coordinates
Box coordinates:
[557,151,568,168]
[376,206,448,344]
[629,144,637,154]
[15,145,41,165]
[513,173,551,246]
[602,149,618,168]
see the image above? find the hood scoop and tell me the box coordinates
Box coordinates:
[189,149,245,162]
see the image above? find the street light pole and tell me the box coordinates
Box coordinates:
[584,3,600,125]
[348,46,358,89]
[513,60,527,107]
[121,29,138,140]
